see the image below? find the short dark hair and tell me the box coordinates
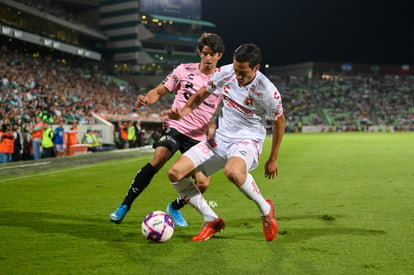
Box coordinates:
[197,33,225,54]
[233,43,262,69]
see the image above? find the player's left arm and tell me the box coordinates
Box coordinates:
[264,113,285,179]
[167,86,211,120]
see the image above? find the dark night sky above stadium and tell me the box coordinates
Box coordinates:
[201,0,413,66]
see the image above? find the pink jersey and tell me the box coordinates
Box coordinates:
[163,63,222,141]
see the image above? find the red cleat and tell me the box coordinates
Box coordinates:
[192,217,225,241]
[261,199,278,241]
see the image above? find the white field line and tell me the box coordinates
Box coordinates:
[0,157,141,183]
[0,161,51,170]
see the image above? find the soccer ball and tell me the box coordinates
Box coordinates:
[141,211,174,242]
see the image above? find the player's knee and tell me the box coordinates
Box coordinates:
[167,165,182,183]
[224,167,246,185]
[223,167,237,181]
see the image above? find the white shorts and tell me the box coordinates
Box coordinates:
[55,144,65,153]
[183,137,262,176]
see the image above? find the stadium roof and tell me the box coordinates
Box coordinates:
[149,14,216,28]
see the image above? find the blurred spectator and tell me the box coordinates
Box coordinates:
[12,122,23,161]
[127,121,137,148]
[92,130,103,151]
[82,129,96,152]
[54,120,65,157]
[31,116,43,160]
[119,121,128,148]
[1,74,9,88]
[66,119,79,146]
[0,123,14,163]
[133,121,142,147]
[41,121,55,158]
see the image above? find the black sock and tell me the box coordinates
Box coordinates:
[171,198,187,210]
[122,163,158,207]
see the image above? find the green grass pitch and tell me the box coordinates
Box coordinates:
[0,132,413,274]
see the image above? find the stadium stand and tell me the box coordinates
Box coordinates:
[274,75,414,132]
[0,0,412,162]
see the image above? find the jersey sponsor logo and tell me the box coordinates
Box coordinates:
[185,81,193,89]
[223,95,254,116]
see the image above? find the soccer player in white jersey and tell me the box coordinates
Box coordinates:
[167,43,285,241]
[109,33,225,225]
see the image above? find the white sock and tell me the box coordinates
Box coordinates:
[238,173,271,215]
[171,178,218,222]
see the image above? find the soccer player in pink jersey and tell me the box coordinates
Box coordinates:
[109,33,225,225]
[167,43,285,241]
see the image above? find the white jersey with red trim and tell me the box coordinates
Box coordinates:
[163,63,222,141]
[205,64,283,143]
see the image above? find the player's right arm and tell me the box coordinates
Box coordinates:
[167,86,211,120]
[136,84,169,107]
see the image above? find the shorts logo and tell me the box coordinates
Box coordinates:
[207,138,217,147]
[238,150,247,156]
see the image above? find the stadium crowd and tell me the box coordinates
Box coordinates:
[0,45,166,163]
[275,75,413,132]
[1,44,413,163]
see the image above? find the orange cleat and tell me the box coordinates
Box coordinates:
[192,217,225,241]
[261,199,278,241]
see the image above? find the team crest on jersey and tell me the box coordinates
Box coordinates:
[244,96,253,106]
[172,75,179,83]
[207,80,215,88]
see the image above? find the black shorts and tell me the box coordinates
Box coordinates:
[153,128,200,155]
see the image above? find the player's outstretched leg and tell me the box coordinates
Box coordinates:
[109,163,158,224]
[109,205,129,224]
[192,217,225,241]
[261,199,278,241]
[170,178,223,240]
[166,199,188,227]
